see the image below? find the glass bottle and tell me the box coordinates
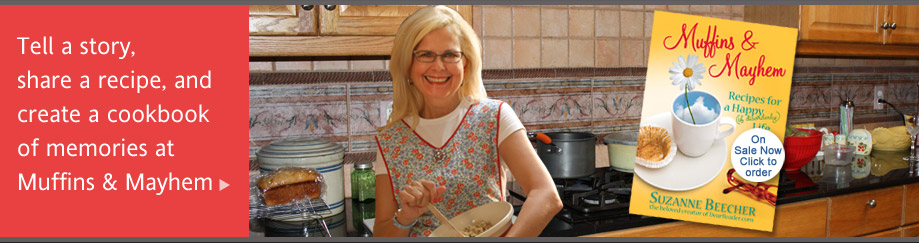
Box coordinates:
[350,161,376,202]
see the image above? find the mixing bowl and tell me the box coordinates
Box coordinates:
[428,201,513,237]
[783,128,822,171]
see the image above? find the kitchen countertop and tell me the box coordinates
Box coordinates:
[518,149,919,237]
[778,150,918,205]
[249,150,918,237]
[249,199,374,237]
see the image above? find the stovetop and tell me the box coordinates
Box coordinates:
[508,167,824,236]
[552,168,632,220]
[508,167,672,236]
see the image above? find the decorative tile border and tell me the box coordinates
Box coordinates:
[498,94,592,125]
[250,67,919,85]
[249,71,391,85]
[249,84,347,102]
[835,84,876,107]
[350,100,391,136]
[249,101,349,140]
[250,67,653,86]
[791,74,832,87]
[249,73,321,85]
[525,125,594,134]
[592,92,643,120]
[890,74,919,82]
[249,84,351,156]
[789,86,836,110]
[485,78,591,93]
[593,123,640,131]
[886,83,918,106]
[248,67,918,158]
[349,83,394,97]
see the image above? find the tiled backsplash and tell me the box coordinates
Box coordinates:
[249,65,919,168]
[788,69,919,130]
[250,5,744,72]
[247,4,919,168]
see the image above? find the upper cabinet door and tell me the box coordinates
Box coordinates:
[318,5,471,36]
[800,5,884,43]
[886,5,919,44]
[249,5,317,36]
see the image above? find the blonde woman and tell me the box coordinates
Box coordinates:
[373,5,562,237]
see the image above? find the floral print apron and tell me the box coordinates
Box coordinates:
[376,99,505,237]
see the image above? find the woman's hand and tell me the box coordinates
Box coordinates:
[395,179,447,224]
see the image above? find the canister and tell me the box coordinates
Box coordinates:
[603,132,638,173]
[257,137,345,218]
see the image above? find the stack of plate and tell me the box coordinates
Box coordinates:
[257,137,345,219]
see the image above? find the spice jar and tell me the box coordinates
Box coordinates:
[350,161,376,202]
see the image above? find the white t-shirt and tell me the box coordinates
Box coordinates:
[374,99,525,175]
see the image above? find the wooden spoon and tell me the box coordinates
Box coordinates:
[426,204,467,237]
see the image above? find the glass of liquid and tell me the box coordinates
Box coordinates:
[905,114,919,161]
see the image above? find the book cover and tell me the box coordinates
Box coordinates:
[628,11,797,231]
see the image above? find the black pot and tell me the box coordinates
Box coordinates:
[529,132,596,179]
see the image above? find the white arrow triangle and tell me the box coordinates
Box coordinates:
[219,179,229,191]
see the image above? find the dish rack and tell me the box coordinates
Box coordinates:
[249,198,333,237]
[249,171,333,237]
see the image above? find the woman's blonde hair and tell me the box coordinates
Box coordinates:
[380,5,486,131]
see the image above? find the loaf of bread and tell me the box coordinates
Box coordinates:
[258,167,323,206]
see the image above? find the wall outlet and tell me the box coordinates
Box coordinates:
[873,86,884,109]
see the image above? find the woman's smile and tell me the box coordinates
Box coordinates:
[424,75,451,84]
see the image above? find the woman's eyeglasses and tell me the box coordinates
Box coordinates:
[412,50,464,63]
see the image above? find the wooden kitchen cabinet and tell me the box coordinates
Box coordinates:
[748,5,919,57]
[319,5,470,36]
[828,186,903,237]
[903,223,919,237]
[249,5,317,36]
[800,5,919,45]
[587,198,828,237]
[588,183,918,237]
[799,5,884,44]
[906,183,919,225]
[887,5,919,44]
[249,5,472,57]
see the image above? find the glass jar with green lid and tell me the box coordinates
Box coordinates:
[351,161,376,202]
